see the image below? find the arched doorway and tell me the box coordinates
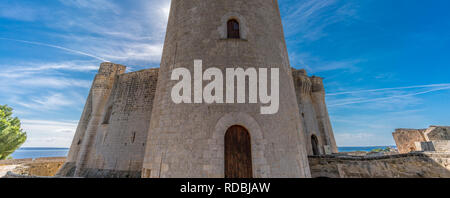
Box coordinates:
[225,125,252,178]
[311,135,320,155]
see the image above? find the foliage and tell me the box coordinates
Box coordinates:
[0,105,27,160]
[370,147,392,153]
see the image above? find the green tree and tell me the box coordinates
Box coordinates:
[0,105,27,160]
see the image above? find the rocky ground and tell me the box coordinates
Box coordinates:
[0,165,19,177]
[0,157,66,178]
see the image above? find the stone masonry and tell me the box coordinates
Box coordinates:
[58,0,337,178]
[309,153,450,178]
[393,126,450,154]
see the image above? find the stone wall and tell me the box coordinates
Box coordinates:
[425,126,450,141]
[416,140,450,152]
[392,126,450,154]
[65,62,126,177]
[309,153,450,178]
[76,68,159,178]
[392,129,427,153]
[60,63,159,178]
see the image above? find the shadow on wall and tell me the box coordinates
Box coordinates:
[308,153,450,178]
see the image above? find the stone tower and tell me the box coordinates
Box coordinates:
[292,70,338,156]
[141,0,311,178]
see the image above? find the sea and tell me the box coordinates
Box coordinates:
[10,146,396,159]
[11,147,70,159]
[338,146,396,153]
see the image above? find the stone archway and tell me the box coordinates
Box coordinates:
[207,112,268,178]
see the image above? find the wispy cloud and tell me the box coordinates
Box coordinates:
[281,0,358,42]
[327,83,450,107]
[0,38,109,62]
[0,3,38,21]
[331,109,429,146]
[19,78,91,89]
[58,0,121,14]
[16,93,80,110]
[0,61,95,90]
[328,83,450,96]
[327,83,450,146]
[1,0,170,66]
[2,61,99,73]
[291,52,362,73]
[43,0,170,65]
[21,119,78,147]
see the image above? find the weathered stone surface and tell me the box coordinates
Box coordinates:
[393,126,450,154]
[63,64,159,178]
[0,165,18,177]
[425,126,450,141]
[393,129,427,153]
[292,70,338,155]
[142,0,310,178]
[417,140,450,152]
[55,162,76,177]
[309,153,450,178]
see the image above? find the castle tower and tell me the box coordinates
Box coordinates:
[142,0,311,178]
[293,70,338,156]
[310,77,338,154]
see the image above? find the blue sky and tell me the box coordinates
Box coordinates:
[0,0,449,147]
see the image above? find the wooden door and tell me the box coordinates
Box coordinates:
[225,125,252,178]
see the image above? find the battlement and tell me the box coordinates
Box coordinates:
[98,62,126,76]
[310,76,325,93]
[119,67,159,77]
[292,68,308,76]
[292,69,325,93]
